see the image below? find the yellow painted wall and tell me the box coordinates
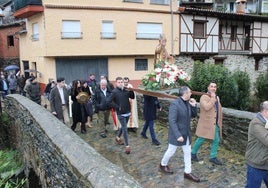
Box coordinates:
[18,1,179,84]
[43,0,175,11]
[108,56,154,82]
[43,8,179,56]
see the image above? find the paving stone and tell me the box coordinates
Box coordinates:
[76,116,253,187]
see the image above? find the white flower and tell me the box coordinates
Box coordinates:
[142,61,190,90]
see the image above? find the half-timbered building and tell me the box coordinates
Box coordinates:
[177,6,268,85]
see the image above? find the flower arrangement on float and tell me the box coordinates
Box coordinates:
[141,61,191,91]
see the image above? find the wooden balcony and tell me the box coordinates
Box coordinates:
[13,0,43,18]
[179,0,213,9]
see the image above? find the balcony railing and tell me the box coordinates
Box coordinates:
[61,32,83,39]
[180,0,213,3]
[136,33,160,39]
[100,32,117,39]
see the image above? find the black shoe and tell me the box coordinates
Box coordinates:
[128,128,137,133]
[159,164,173,174]
[141,133,148,139]
[81,130,86,134]
[191,153,199,162]
[184,173,200,182]
[209,157,223,165]
[152,140,161,146]
[100,133,107,138]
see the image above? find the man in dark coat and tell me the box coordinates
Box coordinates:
[17,73,26,96]
[140,95,161,145]
[159,86,200,183]
[27,77,41,105]
[50,77,70,125]
[94,79,112,138]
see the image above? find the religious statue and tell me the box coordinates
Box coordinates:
[154,34,173,68]
[159,72,166,88]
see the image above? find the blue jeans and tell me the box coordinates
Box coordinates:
[246,164,268,188]
[117,115,130,146]
[141,120,157,142]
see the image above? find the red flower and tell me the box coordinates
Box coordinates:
[149,77,155,81]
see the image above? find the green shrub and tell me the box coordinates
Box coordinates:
[0,113,11,126]
[0,150,22,174]
[232,71,251,110]
[254,72,268,102]
[248,95,260,112]
[0,149,26,188]
[190,61,238,108]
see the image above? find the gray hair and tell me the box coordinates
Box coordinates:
[260,101,268,112]
[100,79,107,85]
[178,86,190,96]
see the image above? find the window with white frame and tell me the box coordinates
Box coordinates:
[136,22,162,39]
[101,21,116,39]
[61,20,82,39]
[32,23,39,41]
[135,59,148,71]
[150,0,169,5]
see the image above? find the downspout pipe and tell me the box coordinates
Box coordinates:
[170,0,174,56]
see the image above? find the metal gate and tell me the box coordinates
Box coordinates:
[56,58,108,85]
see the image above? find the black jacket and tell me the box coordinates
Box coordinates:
[94,88,111,112]
[143,95,161,121]
[107,87,135,115]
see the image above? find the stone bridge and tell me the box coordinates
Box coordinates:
[3,94,141,188]
[2,94,257,187]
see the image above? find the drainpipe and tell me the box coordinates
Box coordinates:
[170,0,174,56]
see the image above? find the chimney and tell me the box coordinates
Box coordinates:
[236,0,247,14]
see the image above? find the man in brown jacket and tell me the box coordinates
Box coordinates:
[191,82,223,165]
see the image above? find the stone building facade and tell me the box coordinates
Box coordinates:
[176,55,268,90]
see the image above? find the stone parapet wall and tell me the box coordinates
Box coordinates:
[4,94,141,188]
[137,94,255,155]
[176,55,268,90]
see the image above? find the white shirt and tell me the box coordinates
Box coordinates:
[101,88,107,97]
[58,86,65,105]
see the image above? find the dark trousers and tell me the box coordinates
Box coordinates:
[141,120,157,142]
[117,115,130,146]
[98,110,110,133]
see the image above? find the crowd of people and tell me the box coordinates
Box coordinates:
[1,69,267,185]
[42,75,268,185]
[0,70,39,102]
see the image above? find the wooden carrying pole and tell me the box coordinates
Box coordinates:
[128,88,208,99]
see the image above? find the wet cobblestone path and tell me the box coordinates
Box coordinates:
[76,115,251,188]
